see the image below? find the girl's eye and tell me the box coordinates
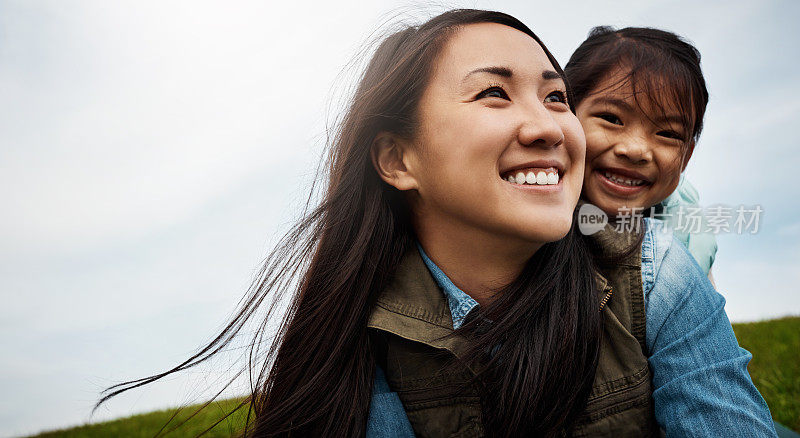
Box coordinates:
[476,86,509,100]
[657,130,685,141]
[597,113,623,125]
[544,90,568,104]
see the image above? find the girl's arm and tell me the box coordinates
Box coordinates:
[644,230,776,437]
[708,267,717,289]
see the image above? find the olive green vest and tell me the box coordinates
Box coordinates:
[367,226,662,437]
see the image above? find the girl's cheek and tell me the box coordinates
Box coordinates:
[656,150,684,183]
[661,164,683,192]
[583,134,606,161]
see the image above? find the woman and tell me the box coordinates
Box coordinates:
[95,9,776,437]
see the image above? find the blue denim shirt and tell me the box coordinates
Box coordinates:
[367,219,777,437]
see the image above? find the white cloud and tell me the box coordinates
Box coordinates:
[715,248,800,322]
[0,0,392,257]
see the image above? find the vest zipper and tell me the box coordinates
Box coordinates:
[599,287,613,312]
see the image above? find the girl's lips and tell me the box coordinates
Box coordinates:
[594,169,649,197]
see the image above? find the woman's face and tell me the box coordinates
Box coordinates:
[576,67,694,217]
[402,23,585,247]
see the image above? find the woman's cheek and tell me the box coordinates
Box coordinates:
[561,118,585,169]
[567,119,587,158]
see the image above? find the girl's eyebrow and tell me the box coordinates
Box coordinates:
[593,96,633,111]
[461,66,562,83]
[655,114,686,126]
[594,96,685,125]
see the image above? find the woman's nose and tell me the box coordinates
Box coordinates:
[518,108,564,149]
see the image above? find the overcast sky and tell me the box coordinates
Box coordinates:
[1,0,798,436]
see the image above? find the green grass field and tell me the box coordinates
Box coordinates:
[26,316,799,437]
[29,398,251,438]
[733,316,800,432]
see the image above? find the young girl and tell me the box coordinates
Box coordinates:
[565,26,800,436]
[564,26,719,278]
[94,10,776,437]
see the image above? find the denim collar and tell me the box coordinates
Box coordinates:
[415,240,480,330]
[415,236,614,330]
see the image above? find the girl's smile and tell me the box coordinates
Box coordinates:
[576,67,694,217]
[593,166,652,197]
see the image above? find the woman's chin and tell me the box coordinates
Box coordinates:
[514,215,573,244]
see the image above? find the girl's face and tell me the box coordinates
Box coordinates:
[576,67,694,217]
[402,22,585,247]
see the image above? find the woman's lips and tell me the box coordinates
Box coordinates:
[594,169,649,197]
[502,171,564,193]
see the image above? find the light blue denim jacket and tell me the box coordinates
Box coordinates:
[657,175,718,275]
[367,219,777,437]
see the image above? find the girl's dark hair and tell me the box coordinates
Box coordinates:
[93,9,603,437]
[564,26,709,153]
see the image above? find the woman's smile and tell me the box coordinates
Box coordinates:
[396,22,585,247]
[500,162,565,193]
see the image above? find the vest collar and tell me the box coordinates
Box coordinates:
[578,199,643,263]
[367,245,472,361]
[367,243,613,368]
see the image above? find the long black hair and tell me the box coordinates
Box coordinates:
[93,9,604,437]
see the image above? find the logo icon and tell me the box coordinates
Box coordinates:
[578,203,608,235]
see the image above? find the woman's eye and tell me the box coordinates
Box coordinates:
[657,130,685,141]
[544,90,568,104]
[598,113,623,125]
[477,86,509,100]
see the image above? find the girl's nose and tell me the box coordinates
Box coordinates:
[613,135,653,164]
[518,108,564,149]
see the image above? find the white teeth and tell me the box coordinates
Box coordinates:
[603,171,644,187]
[525,171,537,184]
[505,169,560,185]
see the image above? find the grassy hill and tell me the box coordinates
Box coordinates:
[26,316,799,437]
[28,398,251,438]
[733,316,800,432]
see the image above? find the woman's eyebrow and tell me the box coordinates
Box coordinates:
[461,66,562,83]
[541,70,562,81]
[462,66,512,82]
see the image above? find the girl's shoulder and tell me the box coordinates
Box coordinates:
[642,218,725,345]
[659,175,700,208]
[655,176,718,274]
[642,217,718,311]
[641,217,674,295]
